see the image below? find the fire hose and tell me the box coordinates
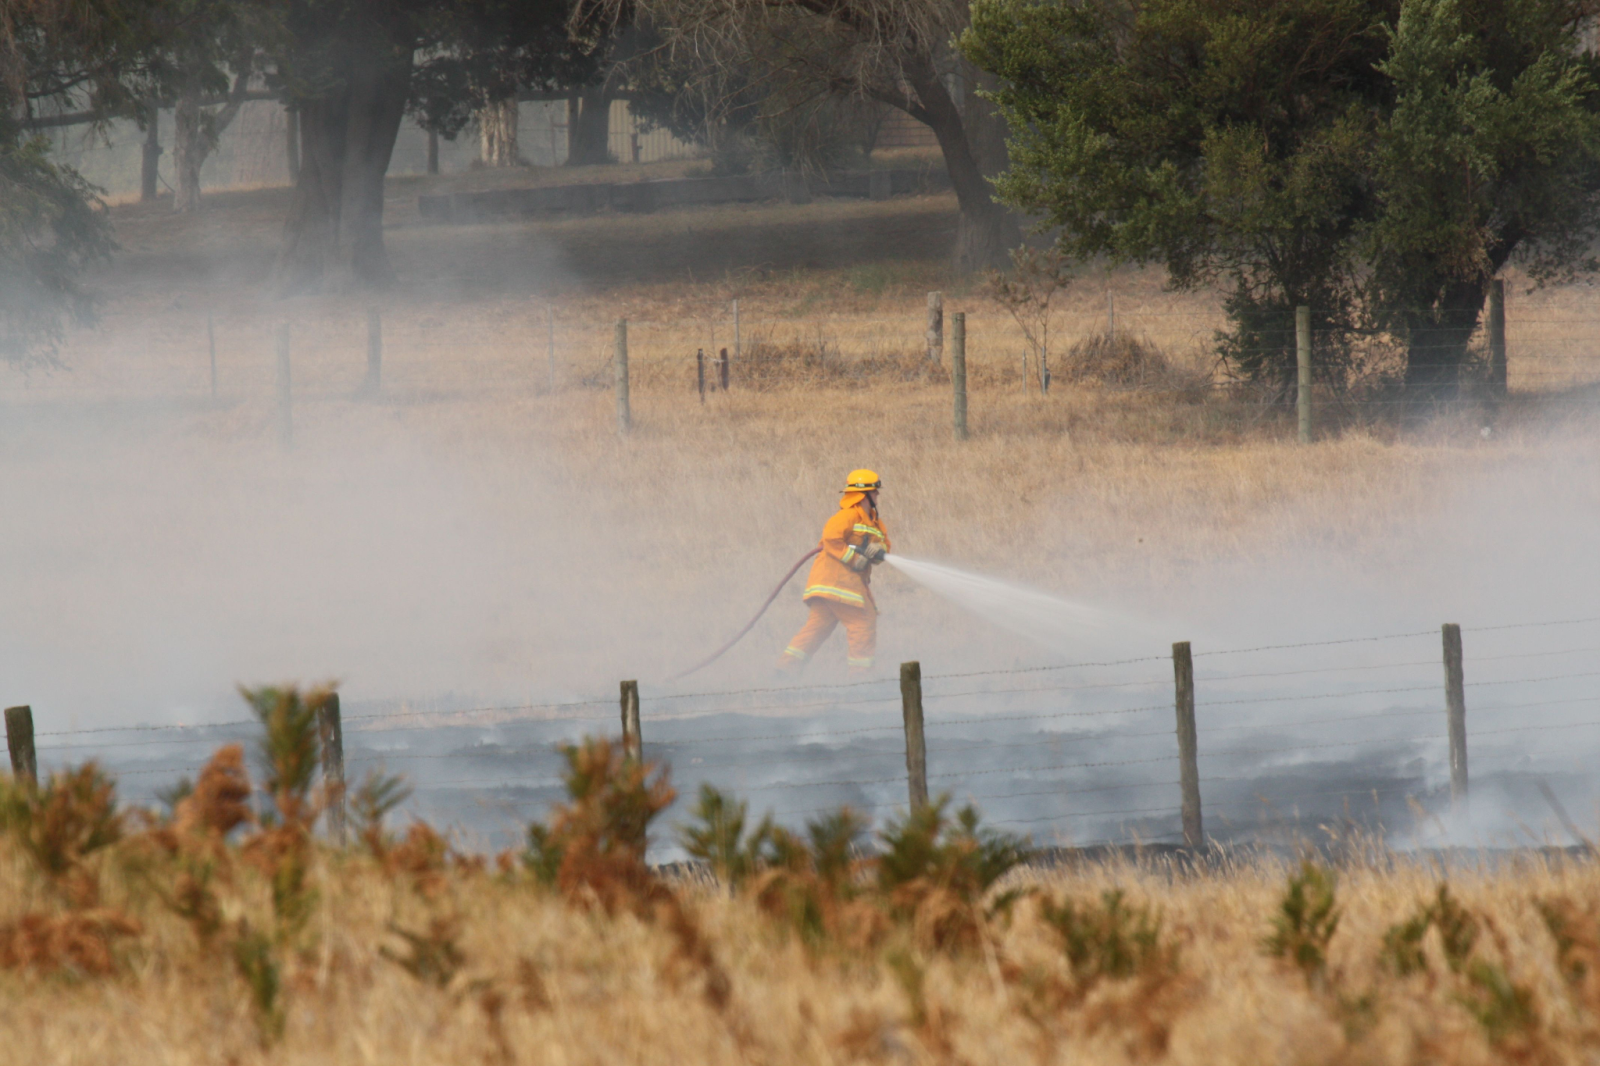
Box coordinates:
[670,547,822,681]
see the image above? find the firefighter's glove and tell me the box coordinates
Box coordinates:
[862,541,887,566]
[846,549,871,572]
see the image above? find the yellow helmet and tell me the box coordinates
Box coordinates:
[844,469,882,493]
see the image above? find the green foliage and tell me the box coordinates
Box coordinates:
[1380,884,1534,1043]
[231,921,285,1043]
[0,138,116,368]
[1381,884,1479,975]
[1459,958,1536,1041]
[239,684,328,825]
[1042,889,1173,987]
[381,918,466,987]
[350,769,412,855]
[877,798,1028,909]
[1263,861,1341,980]
[965,0,1385,381]
[677,784,772,889]
[965,0,1600,388]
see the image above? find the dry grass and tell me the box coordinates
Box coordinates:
[3,186,1599,690]
[6,736,1600,1066]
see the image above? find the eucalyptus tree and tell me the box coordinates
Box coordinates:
[586,0,1020,272]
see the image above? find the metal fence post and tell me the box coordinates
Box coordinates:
[615,319,630,435]
[1296,305,1312,444]
[697,348,706,402]
[951,311,968,441]
[317,693,346,844]
[620,680,642,763]
[1172,642,1202,849]
[1443,623,1468,808]
[900,662,929,810]
[5,705,36,787]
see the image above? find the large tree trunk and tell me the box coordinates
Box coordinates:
[478,97,519,166]
[1402,281,1485,400]
[141,101,161,202]
[567,83,612,166]
[897,56,1018,275]
[275,41,410,291]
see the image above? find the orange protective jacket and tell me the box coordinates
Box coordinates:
[802,496,891,609]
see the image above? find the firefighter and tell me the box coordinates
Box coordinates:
[779,469,891,675]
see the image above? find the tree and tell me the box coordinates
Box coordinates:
[266,0,592,291]
[589,0,1021,272]
[1,0,167,366]
[965,0,1600,392]
[964,0,1392,385]
[1365,0,1600,390]
[141,0,266,213]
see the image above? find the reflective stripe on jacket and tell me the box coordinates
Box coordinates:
[802,502,891,608]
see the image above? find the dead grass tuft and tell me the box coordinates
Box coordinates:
[0,908,142,975]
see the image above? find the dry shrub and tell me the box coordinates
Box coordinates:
[173,744,253,838]
[876,799,1028,952]
[1061,330,1166,385]
[526,737,676,911]
[525,737,731,1010]
[0,909,141,976]
[0,762,123,907]
[750,809,887,951]
[736,333,947,390]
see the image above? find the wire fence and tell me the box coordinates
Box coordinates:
[5,290,1597,449]
[11,614,1600,855]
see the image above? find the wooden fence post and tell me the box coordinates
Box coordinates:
[900,662,929,811]
[697,348,706,402]
[615,319,630,436]
[1488,280,1507,398]
[1443,623,1468,808]
[926,292,943,364]
[365,308,382,394]
[317,693,346,844]
[285,107,300,184]
[207,313,217,398]
[951,311,968,441]
[1172,642,1203,850]
[5,705,36,787]
[619,680,642,762]
[1297,305,1313,444]
[276,323,292,449]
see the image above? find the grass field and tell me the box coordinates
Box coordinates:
[5,181,1597,695]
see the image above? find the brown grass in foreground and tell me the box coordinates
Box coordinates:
[4,697,1600,1066]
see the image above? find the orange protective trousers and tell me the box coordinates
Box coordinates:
[781,597,877,671]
